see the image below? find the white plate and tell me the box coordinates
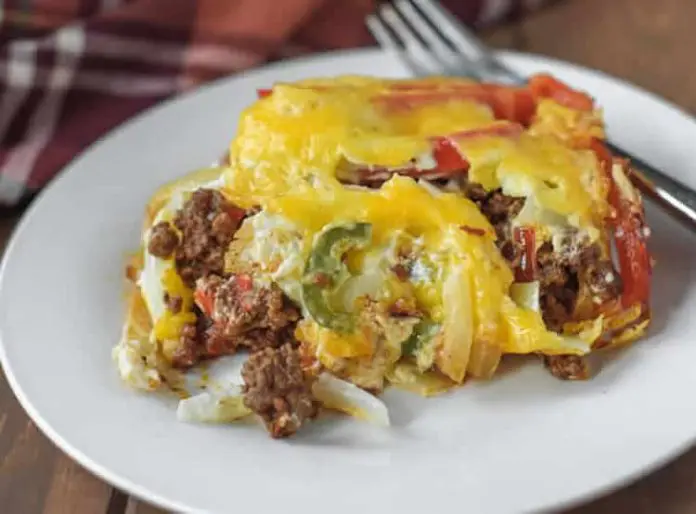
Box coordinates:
[2,49,696,514]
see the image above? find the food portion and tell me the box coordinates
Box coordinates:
[114,74,652,437]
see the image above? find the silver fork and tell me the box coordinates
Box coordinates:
[366,0,696,231]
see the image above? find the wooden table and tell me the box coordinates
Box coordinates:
[1,0,696,512]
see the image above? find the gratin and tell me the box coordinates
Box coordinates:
[114,74,651,437]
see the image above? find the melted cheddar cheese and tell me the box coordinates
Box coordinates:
[215,76,608,377]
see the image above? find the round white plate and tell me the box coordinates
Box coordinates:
[2,49,696,514]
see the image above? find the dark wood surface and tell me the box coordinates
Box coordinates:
[2,0,696,511]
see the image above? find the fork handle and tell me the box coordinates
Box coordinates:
[607,141,696,229]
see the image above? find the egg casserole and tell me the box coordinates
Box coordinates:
[114,74,652,437]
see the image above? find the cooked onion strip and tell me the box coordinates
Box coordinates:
[312,373,390,427]
[177,387,252,424]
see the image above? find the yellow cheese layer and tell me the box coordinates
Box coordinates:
[216,76,609,360]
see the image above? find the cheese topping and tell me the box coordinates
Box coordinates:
[217,76,608,363]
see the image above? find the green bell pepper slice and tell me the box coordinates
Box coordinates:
[301,222,372,333]
[402,318,441,356]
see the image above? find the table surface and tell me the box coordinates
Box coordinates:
[2,0,696,512]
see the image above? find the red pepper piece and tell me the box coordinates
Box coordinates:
[373,86,537,125]
[459,225,487,236]
[194,289,214,317]
[590,139,652,308]
[344,123,522,185]
[223,204,247,229]
[236,273,254,292]
[513,226,537,282]
[431,137,468,172]
[528,73,594,112]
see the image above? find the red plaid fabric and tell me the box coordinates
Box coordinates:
[0,0,549,206]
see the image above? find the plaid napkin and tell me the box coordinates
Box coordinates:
[0,0,550,207]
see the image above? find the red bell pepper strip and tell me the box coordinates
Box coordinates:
[260,80,479,97]
[235,273,254,292]
[513,226,537,282]
[194,289,214,317]
[528,73,594,112]
[257,85,336,99]
[431,137,468,173]
[256,73,591,124]
[194,273,254,319]
[372,85,537,125]
[257,88,273,98]
[385,81,476,91]
[446,121,524,141]
[483,85,537,126]
[459,225,487,236]
[340,122,522,185]
[223,204,247,229]
[338,122,524,185]
[590,139,652,308]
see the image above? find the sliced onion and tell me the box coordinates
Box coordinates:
[312,373,390,427]
[560,315,605,351]
[611,162,639,203]
[435,263,474,383]
[176,387,251,424]
[510,281,541,312]
[466,339,502,379]
[386,362,456,397]
[555,336,592,355]
[417,179,444,197]
[337,270,384,311]
[112,335,161,391]
[513,195,566,228]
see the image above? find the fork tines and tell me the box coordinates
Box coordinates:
[367,0,523,83]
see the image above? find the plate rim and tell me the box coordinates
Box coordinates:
[0,46,694,513]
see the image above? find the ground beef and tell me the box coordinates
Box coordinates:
[462,182,525,269]
[204,324,298,357]
[388,297,420,318]
[169,274,301,368]
[242,344,319,438]
[171,323,199,368]
[391,263,410,281]
[460,181,622,331]
[544,354,591,380]
[462,181,488,203]
[147,221,179,258]
[163,292,182,313]
[479,189,526,230]
[538,238,622,331]
[173,189,244,286]
[537,242,578,331]
[205,274,300,338]
[583,260,622,304]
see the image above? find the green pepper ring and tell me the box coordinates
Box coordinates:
[301,222,373,333]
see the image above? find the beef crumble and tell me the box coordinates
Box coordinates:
[583,259,622,305]
[173,188,244,286]
[460,181,621,332]
[462,182,525,270]
[171,322,200,369]
[205,274,300,337]
[544,354,591,380]
[537,238,622,331]
[148,221,179,258]
[537,242,579,332]
[163,292,183,313]
[146,189,245,283]
[241,344,319,438]
[170,274,300,368]
[144,188,299,369]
